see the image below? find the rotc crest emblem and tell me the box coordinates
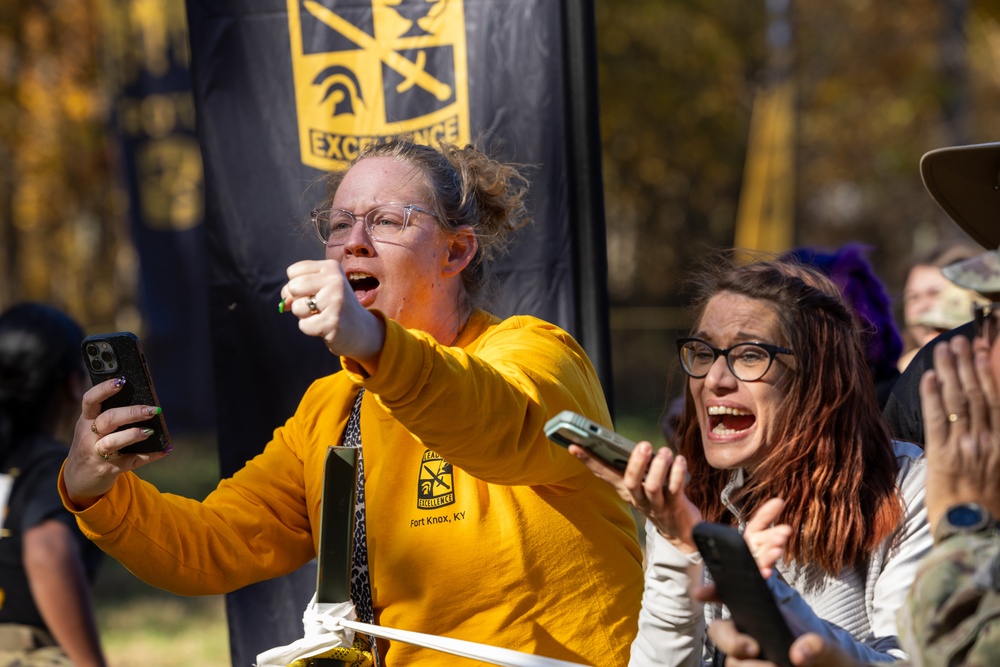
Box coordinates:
[286,0,470,171]
[416,450,455,509]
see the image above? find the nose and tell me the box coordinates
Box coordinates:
[702,354,738,392]
[342,219,374,257]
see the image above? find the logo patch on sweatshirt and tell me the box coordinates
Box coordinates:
[416,449,455,509]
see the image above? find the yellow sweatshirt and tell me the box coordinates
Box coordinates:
[61,310,643,666]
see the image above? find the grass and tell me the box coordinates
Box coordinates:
[96,594,228,666]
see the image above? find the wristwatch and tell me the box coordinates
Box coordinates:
[934,502,996,543]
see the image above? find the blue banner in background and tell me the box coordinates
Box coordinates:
[183,1,610,664]
[105,0,215,434]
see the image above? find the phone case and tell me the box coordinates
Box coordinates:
[692,521,797,667]
[544,410,636,471]
[82,332,170,454]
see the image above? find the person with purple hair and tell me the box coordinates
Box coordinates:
[783,243,904,409]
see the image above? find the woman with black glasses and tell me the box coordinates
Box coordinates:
[572,255,931,666]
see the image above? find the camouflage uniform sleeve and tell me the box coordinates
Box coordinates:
[897,533,1000,666]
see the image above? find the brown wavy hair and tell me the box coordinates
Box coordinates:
[674,253,903,574]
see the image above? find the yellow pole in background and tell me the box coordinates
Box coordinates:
[733,81,795,252]
[734,0,796,253]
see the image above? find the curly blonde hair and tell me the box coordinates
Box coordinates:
[321,137,532,308]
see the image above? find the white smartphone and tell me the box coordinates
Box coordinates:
[544,410,636,471]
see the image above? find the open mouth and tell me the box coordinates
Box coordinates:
[347,271,380,298]
[707,405,756,435]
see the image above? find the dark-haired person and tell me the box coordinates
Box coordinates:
[684,297,1000,667]
[573,255,930,666]
[0,302,106,667]
[687,141,1000,667]
[890,141,1000,665]
[58,138,643,666]
[883,142,1000,445]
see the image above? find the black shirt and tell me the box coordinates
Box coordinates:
[0,433,103,630]
[882,321,977,447]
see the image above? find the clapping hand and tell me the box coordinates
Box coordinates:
[920,335,1000,530]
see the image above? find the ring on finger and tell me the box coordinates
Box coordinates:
[96,443,112,460]
[90,421,102,436]
[948,413,966,423]
[306,296,319,315]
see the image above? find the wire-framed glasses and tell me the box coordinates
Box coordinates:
[973,302,1000,343]
[312,202,440,245]
[676,337,794,382]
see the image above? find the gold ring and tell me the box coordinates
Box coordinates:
[97,444,112,460]
[948,413,965,423]
[307,297,319,315]
[90,421,101,436]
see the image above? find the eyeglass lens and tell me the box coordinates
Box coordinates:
[317,204,410,244]
[679,340,776,382]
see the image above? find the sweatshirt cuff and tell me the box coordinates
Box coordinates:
[57,462,134,537]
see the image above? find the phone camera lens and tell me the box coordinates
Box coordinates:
[90,359,102,371]
[101,351,114,363]
[86,344,98,356]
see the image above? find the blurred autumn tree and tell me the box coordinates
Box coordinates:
[0,0,135,332]
[6,0,1000,427]
[596,0,1000,423]
[598,0,1000,312]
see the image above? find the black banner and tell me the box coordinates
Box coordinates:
[184,1,609,664]
[105,0,215,434]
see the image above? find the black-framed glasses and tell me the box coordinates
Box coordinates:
[312,202,440,245]
[973,302,1000,342]
[676,337,794,382]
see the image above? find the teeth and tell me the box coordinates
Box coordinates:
[347,272,373,281]
[712,423,748,435]
[707,406,751,416]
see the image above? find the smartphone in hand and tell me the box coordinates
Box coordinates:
[82,332,170,454]
[544,410,636,471]
[692,521,797,667]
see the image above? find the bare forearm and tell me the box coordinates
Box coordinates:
[24,521,107,667]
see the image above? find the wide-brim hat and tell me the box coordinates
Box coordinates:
[922,142,1000,294]
[921,142,1000,249]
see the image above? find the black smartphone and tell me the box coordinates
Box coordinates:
[692,521,797,667]
[544,410,636,471]
[82,332,170,454]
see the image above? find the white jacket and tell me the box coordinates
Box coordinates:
[630,441,930,666]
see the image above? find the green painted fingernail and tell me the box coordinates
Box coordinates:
[278,298,286,314]
[141,428,155,437]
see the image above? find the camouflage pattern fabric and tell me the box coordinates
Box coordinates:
[942,249,1000,295]
[0,625,70,667]
[897,533,1000,666]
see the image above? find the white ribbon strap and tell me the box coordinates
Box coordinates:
[338,619,591,667]
[254,595,357,667]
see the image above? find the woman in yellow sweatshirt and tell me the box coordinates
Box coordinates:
[60,138,642,667]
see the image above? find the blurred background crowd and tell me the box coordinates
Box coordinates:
[3,2,1000,662]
